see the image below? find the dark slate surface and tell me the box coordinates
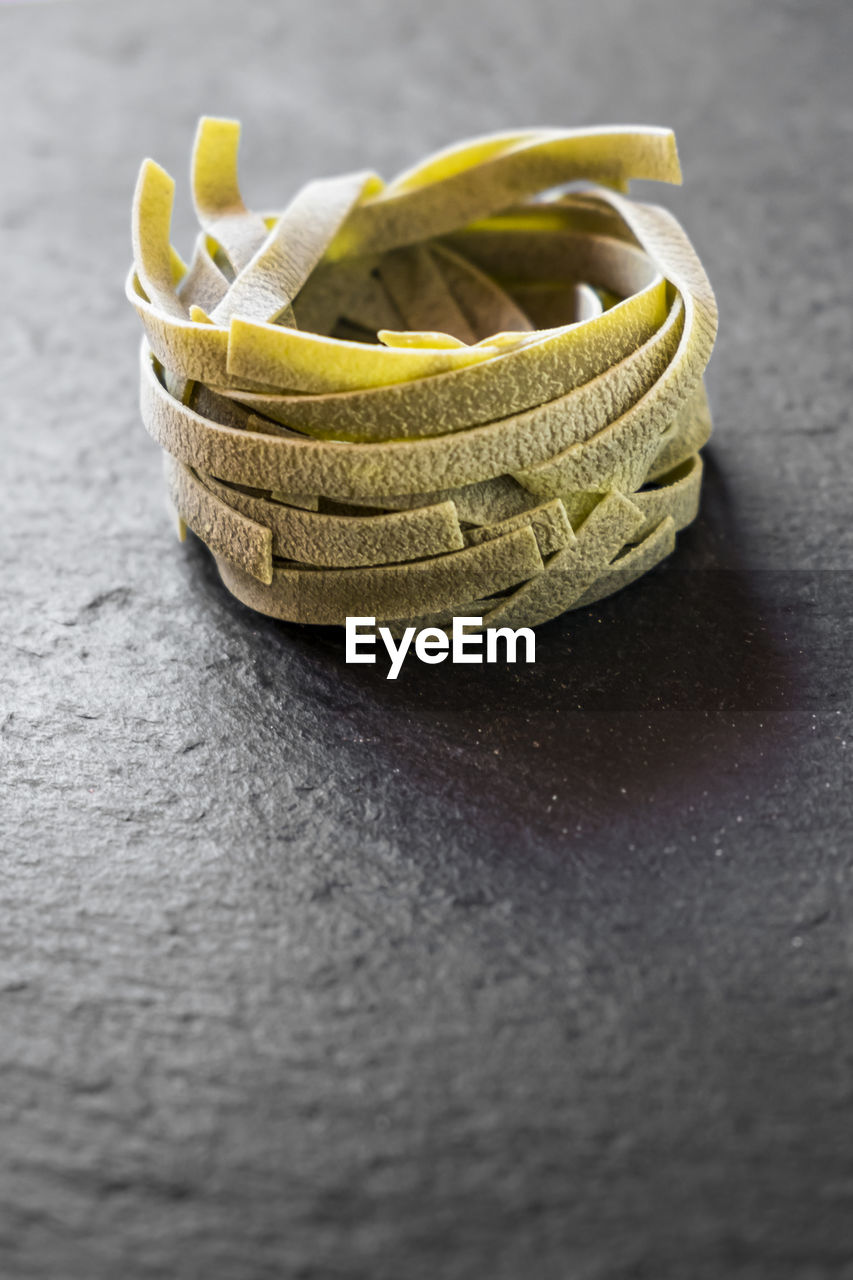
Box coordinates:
[2,0,852,1276]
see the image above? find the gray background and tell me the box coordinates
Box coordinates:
[2,0,852,1276]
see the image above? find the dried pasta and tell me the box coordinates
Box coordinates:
[128,117,717,630]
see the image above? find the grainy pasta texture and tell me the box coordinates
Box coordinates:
[128,117,717,631]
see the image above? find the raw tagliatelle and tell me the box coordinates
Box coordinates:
[127,117,717,632]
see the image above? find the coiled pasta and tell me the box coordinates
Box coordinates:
[128,117,717,631]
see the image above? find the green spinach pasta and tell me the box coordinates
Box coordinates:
[128,117,717,632]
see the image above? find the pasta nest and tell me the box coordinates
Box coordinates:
[127,117,717,632]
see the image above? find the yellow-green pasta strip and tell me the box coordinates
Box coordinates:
[463,498,574,558]
[189,381,256,431]
[268,491,319,511]
[165,454,273,584]
[128,268,230,384]
[198,473,467,567]
[210,171,380,327]
[139,288,682,500]
[376,245,477,343]
[382,130,556,194]
[444,196,641,253]
[444,227,657,297]
[290,255,393,335]
[130,165,198,402]
[550,385,708,532]
[338,271,406,335]
[213,524,545,625]
[430,243,534,338]
[335,475,543,524]
[131,160,189,320]
[187,384,347,522]
[515,188,718,495]
[574,283,604,322]
[572,516,677,609]
[631,453,703,541]
[646,380,713,478]
[473,490,646,631]
[506,284,586,329]
[377,330,470,350]
[224,314,504,393]
[176,232,230,315]
[216,238,666,439]
[190,117,272,274]
[326,126,681,258]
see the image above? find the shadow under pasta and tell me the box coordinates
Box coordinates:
[181,448,803,859]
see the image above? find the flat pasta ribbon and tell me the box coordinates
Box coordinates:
[128,117,717,630]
